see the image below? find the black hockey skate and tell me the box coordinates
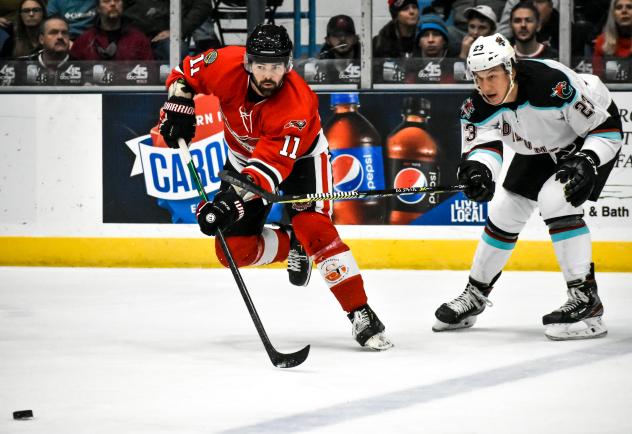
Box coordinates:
[433,278,493,332]
[286,226,312,287]
[542,264,607,341]
[348,304,393,351]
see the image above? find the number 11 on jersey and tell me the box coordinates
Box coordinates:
[280,135,300,159]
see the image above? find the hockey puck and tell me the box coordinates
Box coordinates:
[13,410,33,420]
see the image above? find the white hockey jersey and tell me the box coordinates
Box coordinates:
[459,59,623,181]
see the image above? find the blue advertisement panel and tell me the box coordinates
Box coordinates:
[102,91,486,226]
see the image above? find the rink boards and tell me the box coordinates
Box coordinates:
[1,92,630,270]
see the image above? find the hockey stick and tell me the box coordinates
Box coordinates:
[177,139,310,368]
[219,170,466,204]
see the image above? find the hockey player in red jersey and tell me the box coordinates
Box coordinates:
[159,23,393,351]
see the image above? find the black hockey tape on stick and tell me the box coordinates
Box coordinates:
[220,170,467,204]
[13,410,33,419]
[176,139,310,368]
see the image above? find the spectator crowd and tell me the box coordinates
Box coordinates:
[0,0,629,82]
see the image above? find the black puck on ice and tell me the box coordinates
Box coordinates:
[13,410,33,420]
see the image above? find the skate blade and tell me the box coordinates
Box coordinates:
[544,317,608,341]
[432,315,478,332]
[363,332,394,351]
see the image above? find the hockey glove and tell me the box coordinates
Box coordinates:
[457,160,495,202]
[555,151,599,207]
[196,187,245,236]
[159,79,196,149]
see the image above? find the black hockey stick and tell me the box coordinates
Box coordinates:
[177,139,310,368]
[220,170,466,204]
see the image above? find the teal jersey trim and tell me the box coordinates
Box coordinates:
[588,131,623,140]
[469,149,503,165]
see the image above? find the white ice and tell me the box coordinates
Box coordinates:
[1,267,631,434]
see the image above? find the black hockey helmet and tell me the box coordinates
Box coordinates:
[245,23,293,71]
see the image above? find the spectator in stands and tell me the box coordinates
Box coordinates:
[510,1,558,59]
[416,13,452,59]
[458,5,497,59]
[0,0,46,58]
[70,0,153,60]
[532,0,558,49]
[497,0,558,38]
[24,16,72,69]
[373,0,420,58]
[500,0,595,56]
[47,0,97,40]
[0,1,20,54]
[319,14,360,60]
[429,0,505,34]
[593,0,632,75]
[123,0,212,61]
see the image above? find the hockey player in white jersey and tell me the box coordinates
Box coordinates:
[433,34,622,340]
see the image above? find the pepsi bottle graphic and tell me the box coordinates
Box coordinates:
[386,97,440,224]
[324,93,386,224]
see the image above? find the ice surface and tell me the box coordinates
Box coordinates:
[1,267,631,434]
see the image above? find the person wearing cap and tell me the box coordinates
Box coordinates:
[430,0,505,33]
[416,13,452,58]
[510,1,558,59]
[459,5,497,59]
[319,14,360,60]
[373,0,419,58]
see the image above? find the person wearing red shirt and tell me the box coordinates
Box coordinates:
[70,0,152,61]
[593,0,632,77]
[158,24,393,351]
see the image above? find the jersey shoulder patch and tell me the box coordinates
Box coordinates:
[518,59,577,108]
[460,91,502,125]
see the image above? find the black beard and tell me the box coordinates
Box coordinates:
[252,76,282,97]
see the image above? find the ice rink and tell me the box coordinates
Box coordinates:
[1,266,631,434]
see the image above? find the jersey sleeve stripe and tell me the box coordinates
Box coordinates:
[468,148,503,165]
[588,131,623,140]
[247,158,283,185]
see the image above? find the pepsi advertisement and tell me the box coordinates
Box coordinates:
[103,91,486,226]
[317,91,487,225]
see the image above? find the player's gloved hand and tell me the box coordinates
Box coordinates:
[555,151,599,207]
[457,160,495,202]
[196,187,245,236]
[159,79,196,149]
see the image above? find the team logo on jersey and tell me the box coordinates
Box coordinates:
[460,97,475,119]
[238,105,254,133]
[551,81,573,99]
[332,154,363,192]
[284,119,307,131]
[203,50,218,65]
[394,168,428,204]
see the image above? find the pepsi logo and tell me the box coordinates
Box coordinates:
[332,154,363,192]
[394,168,427,204]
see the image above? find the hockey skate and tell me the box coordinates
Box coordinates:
[542,265,607,341]
[348,304,393,351]
[433,278,493,332]
[286,226,312,287]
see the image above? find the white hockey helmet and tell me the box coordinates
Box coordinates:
[466,33,515,80]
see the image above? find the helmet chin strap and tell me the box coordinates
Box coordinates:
[477,67,516,106]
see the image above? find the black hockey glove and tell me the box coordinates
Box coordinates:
[196,187,245,236]
[555,151,599,207]
[159,80,196,149]
[457,160,495,202]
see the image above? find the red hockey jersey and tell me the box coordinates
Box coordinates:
[166,45,326,193]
